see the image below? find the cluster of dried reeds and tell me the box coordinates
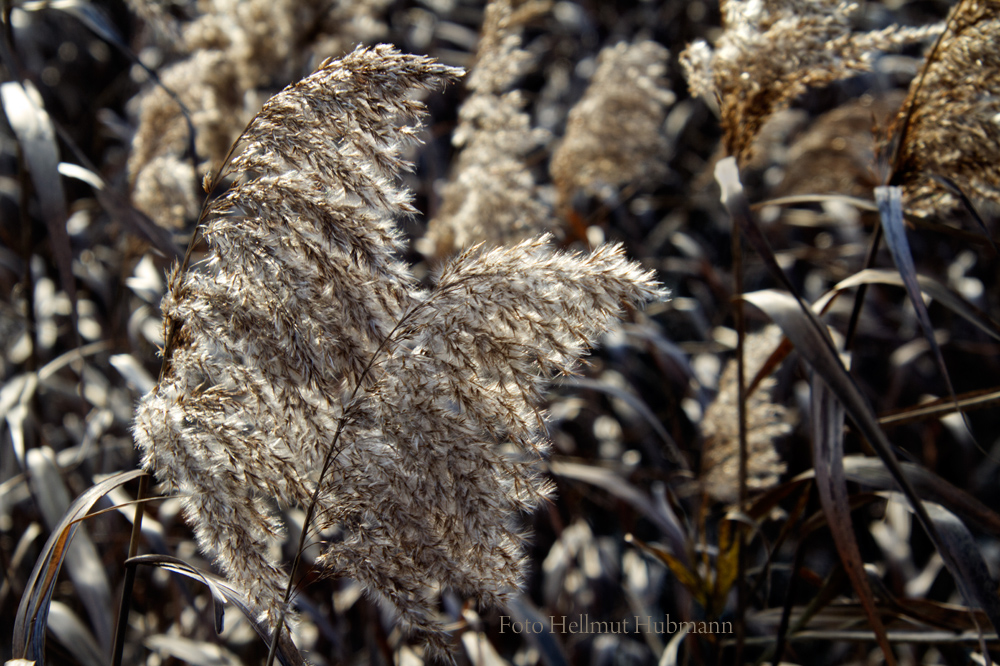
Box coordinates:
[685,1,1000,665]
[421,0,552,257]
[127,0,389,230]
[681,0,940,164]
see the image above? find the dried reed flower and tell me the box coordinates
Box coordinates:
[127,0,390,229]
[550,40,674,207]
[133,44,665,652]
[680,0,940,164]
[775,93,904,199]
[422,0,552,258]
[128,52,244,229]
[889,0,1000,215]
[700,326,793,504]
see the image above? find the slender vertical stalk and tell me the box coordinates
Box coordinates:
[769,537,805,666]
[844,224,883,353]
[732,202,748,666]
[111,473,149,666]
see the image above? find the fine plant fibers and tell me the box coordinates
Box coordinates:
[132,44,665,653]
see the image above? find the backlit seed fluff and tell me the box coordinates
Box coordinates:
[133,44,666,653]
[680,0,940,163]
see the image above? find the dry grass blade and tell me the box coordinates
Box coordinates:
[62,163,183,259]
[754,194,879,212]
[711,520,741,618]
[840,456,1000,537]
[716,157,802,301]
[126,554,307,666]
[0,522,42,609]
[744,477,812,524]
[548,460,687,562]
[461,630,510,666]
[742,629,1000,646]
[928,173,997,253]
[892,496,1000,659]
[879,386,1000,427]
[877,598,993,633]
[797,493,887,539]
[0,374,33,426]
[6,403,29,469]
[12,469,145,662]
[0,82,65,225]
[109,353,157,394]
[127,555,225,635]
[821,268,1000,342]
[34,0,129,51]
[502,595,569,666]
[876,185,968,435]
[626,534,705,609]
[25,448,114,653]
[0,79,77,339]
[743,288,1000,639]
[810,375,895,665]
[144,635,241,666]
[766,555,856,665]
[661,626,691,666]
[559,376,687,468]
[46,601,104,666]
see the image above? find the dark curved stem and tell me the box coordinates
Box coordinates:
[844,223,883,352]
[111,473,150,666]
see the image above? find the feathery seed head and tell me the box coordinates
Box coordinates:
[128,0,392,229]
[681,0,941,163]
[889,0,1000,215]
[700,326,793,504]
[422,0,553,258]
[134,44,664,653]
[551,40,674,208]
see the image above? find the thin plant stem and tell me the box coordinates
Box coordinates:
[732,193,748,666]
[111,473,149,666]
[844,223,883,352]
[157,114,253,384]
[767,536,805,666]
[265,296,444,666]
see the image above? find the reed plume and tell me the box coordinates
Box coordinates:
[422,0,552,258]
[132,43,665,653]
[550,40,674,211]
[680,0,940,164]
[128,0,389,230]
[700,326,793,504]
[888,0,1000,216]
